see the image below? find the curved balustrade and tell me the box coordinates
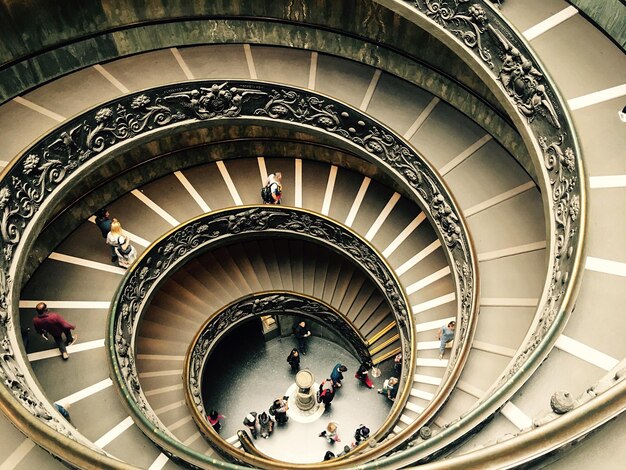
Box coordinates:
[184,292,374,458]
[0,0,590,466]
[354,1,588,465]
[109,206,416,467]
[0,77,478,468]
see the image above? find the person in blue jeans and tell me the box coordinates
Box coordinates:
[437,321,456,359]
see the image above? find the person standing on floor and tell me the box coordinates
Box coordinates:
[95,208,117,263]
[287,348,300,372]
[258,411,275,438]
[318,378,335,408]
[207,409,225,432]
[355,362,375,389]
[270,397,289,425]
[377,377,399,401]
[330,363,348,388]
[261,172,282,204]
[32,302,77,360]
[294,320,311,355]
[437,321,456,359]
[106,218,137,269]
[243,412,258,439]
[393,353,403,376]
[319,421,341,444]
[353,424,370,445]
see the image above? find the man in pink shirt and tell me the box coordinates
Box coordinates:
[32,302,78,360]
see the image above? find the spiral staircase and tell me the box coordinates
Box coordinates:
[0,1,624,469]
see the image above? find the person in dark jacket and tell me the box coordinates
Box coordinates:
[270,397,289,424]
[32,302,77,360]
[294,320,311,354]
[94,208,117,263]
[378,377,399,401]
[258,411,274,438]
[354,424,370,445]
[287,348,300,372]
[355,362,374,389]
[318,379,335,408]
[243,412,258,439]
[330,363,348,388]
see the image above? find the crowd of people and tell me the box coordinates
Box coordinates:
[231,320,392,460]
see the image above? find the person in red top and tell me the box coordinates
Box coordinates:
[32,302,77,360]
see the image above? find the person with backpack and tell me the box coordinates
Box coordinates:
[261,172,282,204]
[106,218,137,269]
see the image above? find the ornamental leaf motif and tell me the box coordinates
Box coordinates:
[416,0,494,67]
[165,83,266,120]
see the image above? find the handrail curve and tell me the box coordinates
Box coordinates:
[109,206,416,468]
[0,78,478,469]
[183,291,377,460]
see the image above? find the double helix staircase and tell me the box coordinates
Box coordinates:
[0,0,624,468]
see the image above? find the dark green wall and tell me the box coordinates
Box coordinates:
[0,0,500,110]
[567,0,626,50]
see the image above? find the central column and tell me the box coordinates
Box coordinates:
[294,369,317,411]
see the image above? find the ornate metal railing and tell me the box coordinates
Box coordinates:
[184,292,374,458]
[350,0,587,466]
[0,75,478,468]
[109,206,417,467]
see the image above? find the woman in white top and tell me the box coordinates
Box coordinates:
[106,218,137,268]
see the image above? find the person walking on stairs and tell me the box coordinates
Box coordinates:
[94,208,117,263]
[106,218,137,269]
[437,321,456,359]
[261,172,282,204]
[32,302,77,360]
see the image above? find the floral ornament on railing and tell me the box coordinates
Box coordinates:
[490,27,561,128]
[0,84,263,257]
[500,134,580,382]
[416,0,494,67]
[411,0,562,132]
[400,0,583,421]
